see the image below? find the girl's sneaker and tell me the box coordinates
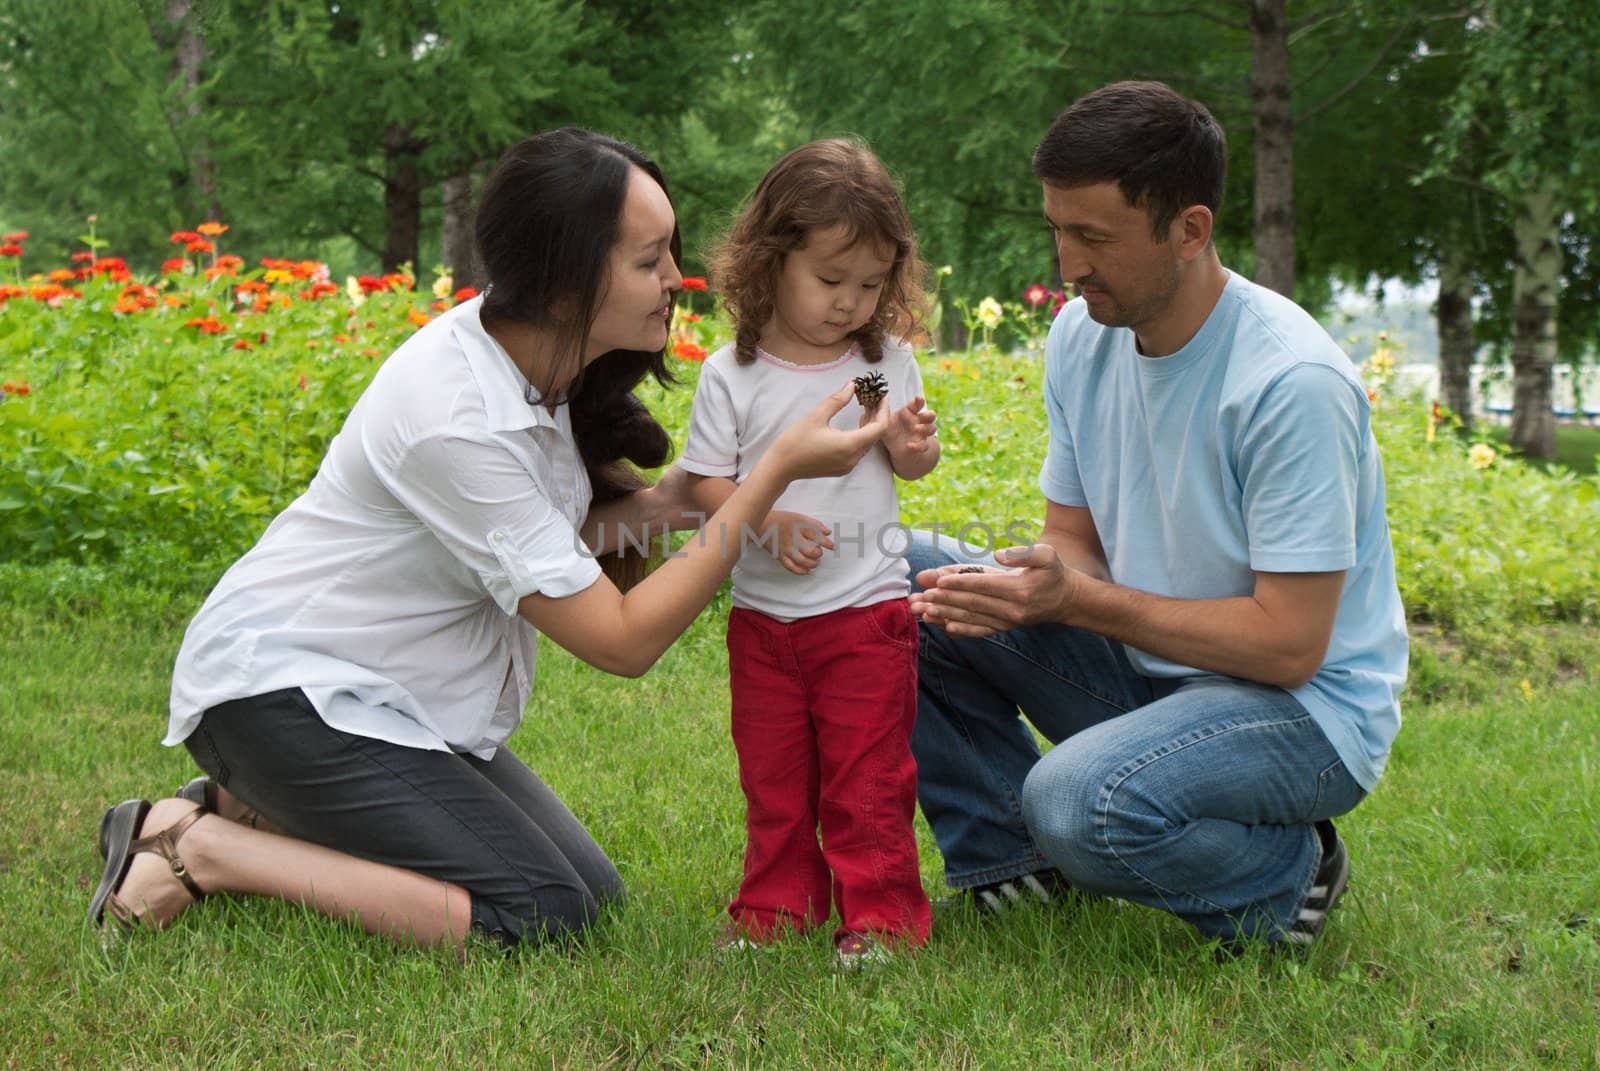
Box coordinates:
[835,933,892,969]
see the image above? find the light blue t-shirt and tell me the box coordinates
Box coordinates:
[1038,271,1407,790]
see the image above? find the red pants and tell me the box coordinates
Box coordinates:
[726,600,931,946]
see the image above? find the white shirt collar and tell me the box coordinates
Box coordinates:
[451,297,563,435]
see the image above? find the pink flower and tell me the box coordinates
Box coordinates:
[1023,283,1049,307]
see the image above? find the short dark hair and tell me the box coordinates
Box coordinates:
[1032,81,1226,238]
[475,128,680,587]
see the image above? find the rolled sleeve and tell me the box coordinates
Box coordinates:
[375,430,601,614]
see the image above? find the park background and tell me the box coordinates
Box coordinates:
[2,1,1598,1068]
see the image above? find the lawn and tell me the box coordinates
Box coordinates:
[3,271,1598,1068]
[1,576,1597,1069]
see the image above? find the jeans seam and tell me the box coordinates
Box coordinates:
[1095,712,1316,915]
[980,629,1140,715]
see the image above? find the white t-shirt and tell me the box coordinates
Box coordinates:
[166,297,603,760]
[678,338,922,620]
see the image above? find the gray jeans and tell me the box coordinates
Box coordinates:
[185,688,623,945]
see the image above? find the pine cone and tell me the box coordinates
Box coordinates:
[852,371,888,411]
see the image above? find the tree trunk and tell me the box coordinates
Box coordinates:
[441,167,484,291]
[383,123,424,273]
[1508,183,1561,459]
[1249,0,1295,297]
[164,0,222,222]
[1436,247,1475,431]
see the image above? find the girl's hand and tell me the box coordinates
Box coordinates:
[765,384,889,483]
[884,395,937,454]
[760,510,834,574]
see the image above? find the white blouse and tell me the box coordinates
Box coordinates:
[167,297,602,759]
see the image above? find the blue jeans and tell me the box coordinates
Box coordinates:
[907,532,1366,942]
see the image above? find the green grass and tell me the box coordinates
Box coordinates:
[2,584,1597,1069]
[1484,421,1600,476]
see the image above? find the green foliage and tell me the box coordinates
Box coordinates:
[0,259,429,563]
[1375,393,1600,628]
[6,254,1599,627]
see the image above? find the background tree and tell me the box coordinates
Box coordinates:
[1428,0,1600,458]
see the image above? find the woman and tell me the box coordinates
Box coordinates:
[87,128,889,950]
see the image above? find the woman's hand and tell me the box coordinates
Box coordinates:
[762,384,889,484]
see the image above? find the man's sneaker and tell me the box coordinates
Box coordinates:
[1283,820,1350,949]
[935,868,1069,917]
[834,932,893,969]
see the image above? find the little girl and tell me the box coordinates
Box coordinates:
[679,139,938,964]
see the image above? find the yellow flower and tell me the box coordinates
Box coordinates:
[938,358,965,374]
[1519,678,1533,703]
[1468,443,1496,470]
[346,276,366,308]
[431,274,454,300]
[977,297,1003,329]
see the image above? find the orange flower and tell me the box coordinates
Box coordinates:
[298,281,339,300]
[1,231,28,243]
[679,312,702,322]
[170,230,201,244]
[406,307,433,327]
[453,286,478,303]
[297,373,308,390]
[235,280,269,295]
[185,316,226,334]
[672,339,708,362]
[185,238,214,254]
[70,251,96,263]
[196,221,229,236]
[232,339,253,350]
[161,257,188,274]
[47,269,76,283]
[2,380,32,395]
[680,276,707,291]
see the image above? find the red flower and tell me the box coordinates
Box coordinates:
[1,231,28,243]
[356,274,387,294]
[0,244,22,257]
[70,251,95,263]
[453,286,478,303]
[185,316,226,334]
[232,339,253,350]
[1023,283,1049,307]
[672,339,708,362]
[185,238,214,254]
[297,373,308,390]
[161,257,188,274]
[680,276,707,291]
[1048,289,1067,315]
[170,230,201,244]
[3,380,31,395]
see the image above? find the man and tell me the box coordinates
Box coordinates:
[908,81,1407,951]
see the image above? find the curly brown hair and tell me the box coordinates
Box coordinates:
[708,138,926,365]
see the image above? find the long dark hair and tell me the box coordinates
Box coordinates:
[476,128,678,588]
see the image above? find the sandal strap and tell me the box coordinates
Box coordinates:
[127,806,209,903]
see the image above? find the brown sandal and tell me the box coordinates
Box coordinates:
[87,800,209,929]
